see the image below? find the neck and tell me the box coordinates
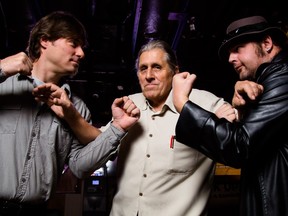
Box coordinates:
[32,61,61,84]
[149,99,166,112]
[268,45,282,60]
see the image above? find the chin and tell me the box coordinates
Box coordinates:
[67,70,78,78]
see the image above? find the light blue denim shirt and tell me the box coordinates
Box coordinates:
[0,74,124,204]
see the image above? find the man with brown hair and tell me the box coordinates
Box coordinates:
[173,15,288,216]
[0,11,139,216]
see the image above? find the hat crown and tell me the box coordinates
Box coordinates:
[227,16,268,34]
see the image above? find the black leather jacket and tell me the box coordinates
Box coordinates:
[175,51,288,216]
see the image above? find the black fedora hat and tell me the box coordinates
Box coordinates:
[218,16,287,61]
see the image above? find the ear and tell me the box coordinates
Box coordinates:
[175,66,180,74]
[263,35,273,52]
[40,37,50,49]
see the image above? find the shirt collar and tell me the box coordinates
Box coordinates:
[143,90,177,114]
[165,90,178,113]
[18,74,72,98]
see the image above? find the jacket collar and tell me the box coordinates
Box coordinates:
[255,50,288,79]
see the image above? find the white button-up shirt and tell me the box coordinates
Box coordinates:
[109,89,226,216]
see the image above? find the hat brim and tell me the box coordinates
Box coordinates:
[218,27,287,61]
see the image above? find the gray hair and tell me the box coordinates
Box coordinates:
[135,40,178,73]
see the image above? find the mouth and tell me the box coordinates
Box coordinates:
[71,60,80,68]
[234,65,242,73]
[144,83,157,89]
[71,57,81,66]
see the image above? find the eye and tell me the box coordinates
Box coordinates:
[231,42,247,53]
[139,66,147,73]
[152,65,161,72]
[67,39,78,48]
[69,42,76,48]
[230,45,241,53]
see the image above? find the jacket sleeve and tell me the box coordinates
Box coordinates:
[175,63,288,168]
[175,101,247,168]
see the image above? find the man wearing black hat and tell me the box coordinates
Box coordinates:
[172,15,288,216]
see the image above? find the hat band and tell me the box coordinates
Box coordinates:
[222,22,270,44]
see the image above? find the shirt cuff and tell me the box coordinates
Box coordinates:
[110,123,127,140]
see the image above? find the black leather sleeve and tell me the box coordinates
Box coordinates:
[175,101,247,168]
[175,62,288,169]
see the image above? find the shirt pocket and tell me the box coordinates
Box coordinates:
[168,139,201,174]
[48,119,72,155]
[0,104,22,134]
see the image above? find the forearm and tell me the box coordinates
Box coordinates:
[64,105,101,144]
[68,124,125,178]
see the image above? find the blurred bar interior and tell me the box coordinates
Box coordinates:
[0,0,287,215]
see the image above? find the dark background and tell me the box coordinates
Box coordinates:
[1,0,287,125]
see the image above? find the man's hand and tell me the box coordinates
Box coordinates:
[172,72,196,113]
[111,96,140,132]
[232,80,264,109]
[0,52,33,77]
[32,83,73,119]
[33,83,101,144]
[215,103,237,122]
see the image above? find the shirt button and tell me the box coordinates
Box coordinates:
[139,193,143,196]
[152,117,155,120]
[149,134,153,137]
[146,154,150,158]
[143,174,147,177]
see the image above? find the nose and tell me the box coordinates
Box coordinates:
[145,68,155,79]
[228,52,236,64]
[76,46,85,59]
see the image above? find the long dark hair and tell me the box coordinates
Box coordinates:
[27,11,87,61]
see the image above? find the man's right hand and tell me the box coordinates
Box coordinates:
[232,80,264,109]
[172,72,197,113]
[111,96,140,132]
[0,52,33,77]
